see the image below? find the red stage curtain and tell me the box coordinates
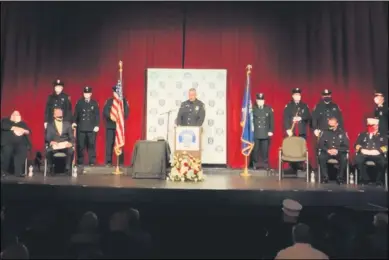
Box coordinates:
[1,2,387,168]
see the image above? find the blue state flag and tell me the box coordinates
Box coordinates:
[240,73,255,156]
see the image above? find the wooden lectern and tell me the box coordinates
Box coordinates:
[174,126,202,160]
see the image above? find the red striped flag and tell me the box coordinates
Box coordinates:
[110,81,125,155]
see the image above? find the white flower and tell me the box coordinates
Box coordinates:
[181,178,185,182]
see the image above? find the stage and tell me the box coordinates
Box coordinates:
[1,167,387,209]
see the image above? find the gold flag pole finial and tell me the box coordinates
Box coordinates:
[119,60,123,72]
[246,64,252,75]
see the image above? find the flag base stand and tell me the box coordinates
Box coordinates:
[239,155,251,177]
[112,156,123,175]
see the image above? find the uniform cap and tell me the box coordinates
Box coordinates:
[292,88,301,94]
[322,89,332,95]
[367,118,379,125]
[282,199,303,217]
[83,86,92,93]
[374,91,384,97]
[256,93,265,100]
[53,79,64,87]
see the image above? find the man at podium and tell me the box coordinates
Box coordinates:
[176,88,206,127]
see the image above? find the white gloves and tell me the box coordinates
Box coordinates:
[293,116,302,122]
[268,132,273,137]
[72,123,77,129]
[44,122,48,129]
[93,126,99,132]
[286,130,293,137]
[314,129,321,137]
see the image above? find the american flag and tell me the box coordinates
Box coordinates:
[110,80,125,155]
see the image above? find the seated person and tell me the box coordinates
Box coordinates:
[1,110,31,177]
[354,118,387,186]
[46,108,74,175]
[318,117,349,184]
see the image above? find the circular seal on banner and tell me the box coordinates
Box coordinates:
[216,128,224,136]
[158,118,164,125]
[159,81,166,89]
[208,119,214,126]
[149,126,156,133]
[176,81,183,89]
[158,99,166,107]
[184,73,192,79]
[149,108,158,116]
[217,72,225,80]
[178,130,196,148]
[175,100,182,107]
[208,100,215,107]
[208,82,216,89]
[216,91,224,98]
[216,109,224,115]
[215,145,223,153]
[208,137,214,145]
[150,72,159,80]
[150,90,158,98]
[192,82,199,89]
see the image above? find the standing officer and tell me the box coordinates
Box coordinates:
[354,118,387,186]
[72,86,100,166]
[44,79,72,129]
[312,89,344,137]
[318,117,349,184]
[252,93,274,171]
[103,85,130,166]
[283,88,311,139]
[176,88,206,127]
[373,91,388,136]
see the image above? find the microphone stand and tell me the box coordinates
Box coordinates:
[160,109,176,142]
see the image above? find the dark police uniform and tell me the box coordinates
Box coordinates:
[374,92,388,135]
[252,93,274,170]
[312,89,344,132]
[1,118,32,176]
[318,127,349,183]
[176,99,205,126]
[103,86,129,165]
[354,132,387,184]
[283,88,311,138]
[73,86,100,165]
[44,79,72,123]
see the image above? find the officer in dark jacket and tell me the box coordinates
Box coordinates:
[312,89,344,137]
[44,79,72,128]
[251,93,274,170]
[72,86,100,166]
[373,91,388,136]
[1,111,32,177]
[103,85,129,166]
[318,117,349,184]
[354,118,387,185]
[176,88,205,127]
[283,88,311,138]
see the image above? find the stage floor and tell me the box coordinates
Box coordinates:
[1,168,387,208]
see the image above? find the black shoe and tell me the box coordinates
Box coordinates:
[106,163,112,167]
[18,173,26,178]
[64,169,70,175]
[376,181,383,187]
[89,164,95,167]
[321,177,329,184]
[252,166,257,170]
[336,177,344,185]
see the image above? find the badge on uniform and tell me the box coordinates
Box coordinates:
[266,113,268,116]
[302,109,304,113]
[333,107,336,111]
[91,106,94,110]
[61,98,64,101]
[339,134,342,139]
[380,111,383,115]
[380,137,384,141]
[195,106,199,111]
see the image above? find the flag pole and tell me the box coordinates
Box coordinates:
[240,64,252,178]
[113,60,124,175]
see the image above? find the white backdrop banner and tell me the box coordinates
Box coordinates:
[146,68,227,164]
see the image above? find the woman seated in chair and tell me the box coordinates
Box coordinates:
[318,117,349,184]
[1,110,31,177]
[46,108,75,175]
[354,118,387,186]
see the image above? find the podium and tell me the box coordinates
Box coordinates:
[167,126,205,182]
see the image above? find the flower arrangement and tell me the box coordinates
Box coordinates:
[167,151,205,182]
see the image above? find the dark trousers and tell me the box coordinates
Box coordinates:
[46,148,73,172]
[77,131,96,165]
[318,151,347,179]
[355,154,387,182]
[252,138,270,168]
[105,129,124,165]
[1,143,28,175]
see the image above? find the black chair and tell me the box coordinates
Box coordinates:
[317,149,350,183]
[354,152,388,190]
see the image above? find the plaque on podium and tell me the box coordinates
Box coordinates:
[174,126,202,159]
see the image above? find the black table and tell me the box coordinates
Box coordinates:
[131,140,171,179]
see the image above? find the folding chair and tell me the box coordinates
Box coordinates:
[317,149,350,183]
